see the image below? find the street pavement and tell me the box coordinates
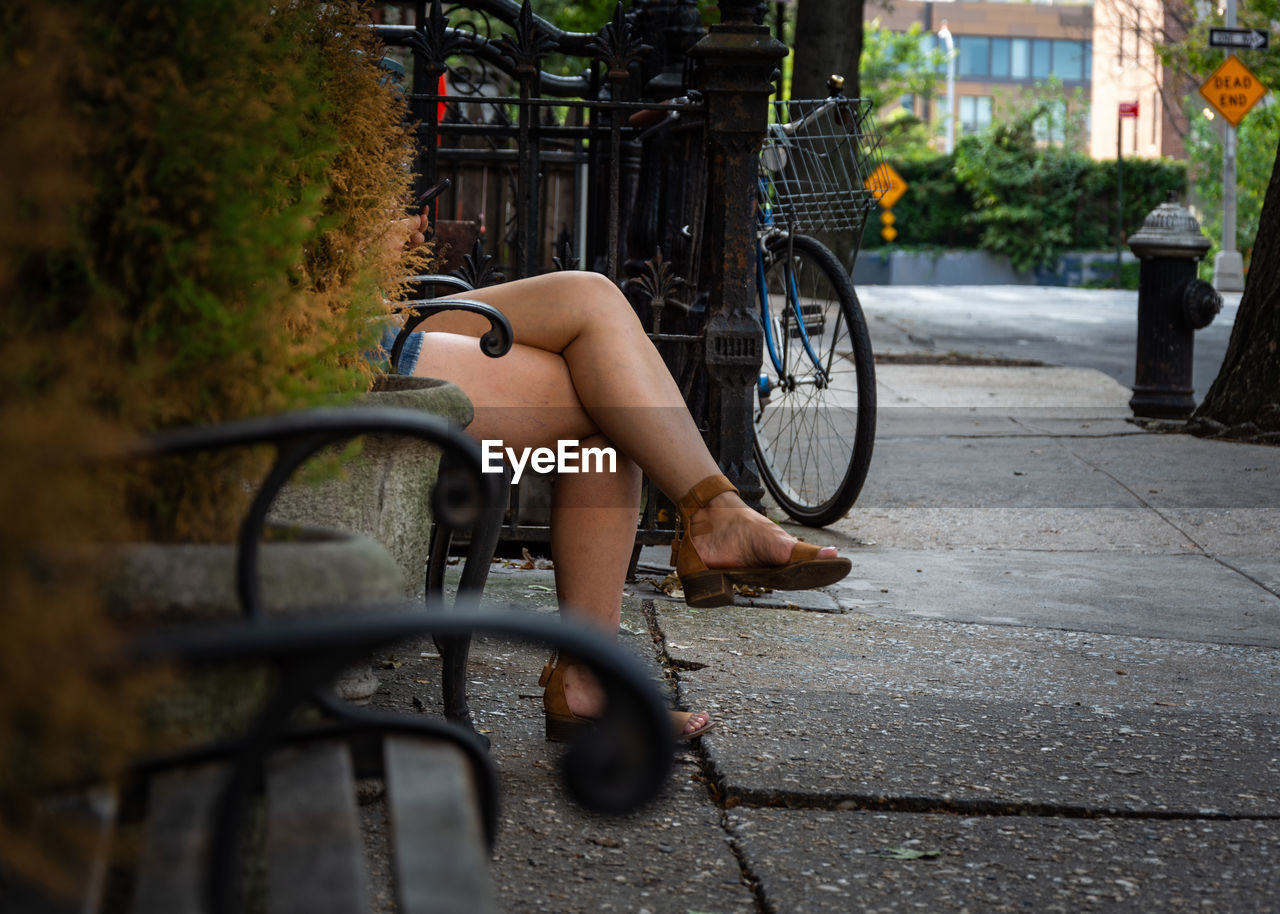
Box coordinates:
[856,284,1243,401]
[372,285,1278,913]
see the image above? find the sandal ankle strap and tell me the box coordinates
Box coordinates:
[677,474,738,517]
[671,474,739,566]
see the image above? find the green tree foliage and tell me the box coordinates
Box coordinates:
[531,0,625,33]
[8,0,425,541]
[1187,102,1278,274]
[2,0,427,885]
[0,4,154,890]
[873,155,981,249]
[952,113,1081,270]
[1153,0,1279,90]
[870,108,1184,271]
[1145,0,1278,273]
[859,20,946,158]
[948,106,1184,271]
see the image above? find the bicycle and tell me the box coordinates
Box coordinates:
[752,79,886,527]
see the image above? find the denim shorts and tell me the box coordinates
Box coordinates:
[377,324,424,376]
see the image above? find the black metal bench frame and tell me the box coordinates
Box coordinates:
[5,407,675,914]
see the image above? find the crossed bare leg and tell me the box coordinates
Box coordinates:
[408,270,842,736]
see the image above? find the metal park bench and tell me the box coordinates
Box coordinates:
[1,409,674,914]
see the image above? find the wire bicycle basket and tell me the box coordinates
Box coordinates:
[759,96,888,238]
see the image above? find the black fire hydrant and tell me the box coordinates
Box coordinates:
[1126,194,1223,419]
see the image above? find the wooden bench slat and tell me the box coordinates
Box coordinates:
[383,736,496,914]
[265,741,367,914]
[129,767,222,914]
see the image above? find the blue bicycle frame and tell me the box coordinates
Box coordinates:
[756,176,827,399]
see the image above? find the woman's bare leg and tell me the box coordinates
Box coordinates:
[416,271,837,569]
[410,325,708,733]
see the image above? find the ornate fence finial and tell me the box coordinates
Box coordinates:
[452,237,505,289]
[631,247,689,334]
[587,2,653,79]
[496,0,558,74]
[552,237,581,272]
[408,0,463,69]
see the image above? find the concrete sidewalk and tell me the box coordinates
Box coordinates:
[370,305,1279,912]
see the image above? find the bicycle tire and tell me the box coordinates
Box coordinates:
[753,233,876,526]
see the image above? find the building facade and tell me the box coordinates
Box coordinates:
[1089,0,1189,160]
[866,0,1186,160]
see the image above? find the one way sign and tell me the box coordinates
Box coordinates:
[1209,27,1270,50]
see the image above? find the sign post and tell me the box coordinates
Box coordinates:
[1201,0,1268,290]
[1117,101,1139,279]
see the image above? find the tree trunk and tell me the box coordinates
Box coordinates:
[792,0,863,101]
[1191,131,1280,441]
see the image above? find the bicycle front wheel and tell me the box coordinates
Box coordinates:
[753,233,876,527]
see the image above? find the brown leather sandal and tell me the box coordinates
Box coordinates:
[540,655,714,743]
[671,473,852,608]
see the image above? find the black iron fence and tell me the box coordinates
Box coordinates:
[376,0,785,550]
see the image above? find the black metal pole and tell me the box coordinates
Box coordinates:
[1116,112,1124,281]
[689,0,788,508]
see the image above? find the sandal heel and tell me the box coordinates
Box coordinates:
[681,571,735,608]
[545,713,587,743]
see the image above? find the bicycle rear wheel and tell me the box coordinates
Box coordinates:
[753,233,876,526]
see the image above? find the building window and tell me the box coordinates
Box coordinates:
[958,36,990,77]
[1032,39,1052,79]
[1010,38,1030,78]
[946,36,1091,84]
[1052,40,1084,81]
[960,96,993,135]
[991,37,1011,77]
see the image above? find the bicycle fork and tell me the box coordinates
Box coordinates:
[756,234,830,410]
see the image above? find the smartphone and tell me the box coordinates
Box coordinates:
[412,178,452,215]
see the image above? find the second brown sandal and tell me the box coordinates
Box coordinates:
[540,654,714,743]
[671,474,852,608]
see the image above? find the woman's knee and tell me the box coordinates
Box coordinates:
[561,271,642,330]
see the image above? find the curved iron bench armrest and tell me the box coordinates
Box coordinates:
[129,606,675,813]
[403,273,476,297]
[130,407,502,622]
[390,296,513,369]
[127,606,675,914]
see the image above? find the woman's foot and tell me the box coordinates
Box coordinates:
[688,491,840,570]
[673,474,851,607]
[543,660,713,742]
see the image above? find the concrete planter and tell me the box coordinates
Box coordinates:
[92,526,403,623]
[269,375,474,592]
[88,526,404,713]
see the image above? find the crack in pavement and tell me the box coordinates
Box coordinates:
[1040,428,1280,602]
[642,594,1280,913]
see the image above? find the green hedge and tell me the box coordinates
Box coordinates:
[868,126,1185,270]
[14,0,426,541]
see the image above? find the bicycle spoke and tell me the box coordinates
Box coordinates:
[753,234,876,526]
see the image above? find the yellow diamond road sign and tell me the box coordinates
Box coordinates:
[1199,55,1268,127]
[866,162,908,210]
